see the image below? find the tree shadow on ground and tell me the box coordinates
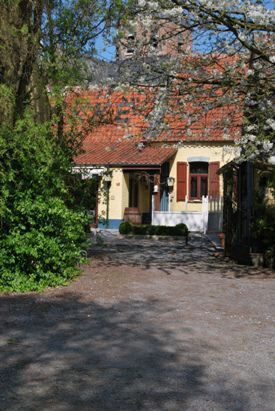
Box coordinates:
[89,234,275,280]
[0,293,268,410]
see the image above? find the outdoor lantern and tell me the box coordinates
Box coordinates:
[104,174,112,183]
[167,176,175,187]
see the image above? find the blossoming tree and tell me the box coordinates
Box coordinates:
[118,0,274,162]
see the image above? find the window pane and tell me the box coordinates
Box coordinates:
[191,176,197,198]
[201,177,208,197]
[190,162,208,174]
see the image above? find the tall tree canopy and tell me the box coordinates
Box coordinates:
[0,0,117,121]
[0,0,119,291]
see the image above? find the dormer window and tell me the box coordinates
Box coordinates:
[126,33,135,54]
[152,35,158,49]
[178,33,184,51]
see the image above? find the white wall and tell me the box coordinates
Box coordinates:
[152,211,208,233]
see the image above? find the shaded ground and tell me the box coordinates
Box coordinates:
[0,232,274,411]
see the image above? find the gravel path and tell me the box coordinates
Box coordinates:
[0,233,274,411]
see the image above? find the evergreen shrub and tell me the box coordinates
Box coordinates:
[119,221,133,234]
[118,222,189,237]
[131,225,148,235]
[175,223,189,236]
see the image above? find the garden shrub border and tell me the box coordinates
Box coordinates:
[119,222,189,244]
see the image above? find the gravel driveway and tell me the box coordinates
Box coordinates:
[0,232,274,411]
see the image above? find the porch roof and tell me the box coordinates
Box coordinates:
[75,140,176,167]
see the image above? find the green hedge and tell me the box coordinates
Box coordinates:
[119,222,188,237]
[118,221,133,234]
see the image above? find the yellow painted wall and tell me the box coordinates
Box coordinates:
[97,143,237,220]
[98,168,128,220]
[98,170,151,222]
[169,143,237,212]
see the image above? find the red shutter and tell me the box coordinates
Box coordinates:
[177,162,187,201]
[209,162,220,198]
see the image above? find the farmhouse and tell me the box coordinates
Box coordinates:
[73,15,241,232]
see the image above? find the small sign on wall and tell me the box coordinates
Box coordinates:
[111,195,115,200]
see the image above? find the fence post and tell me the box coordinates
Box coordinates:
[151,194,155,225]
[202,195,209,234]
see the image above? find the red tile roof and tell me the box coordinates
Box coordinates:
[71,79,242,166]
[75,135,176,166]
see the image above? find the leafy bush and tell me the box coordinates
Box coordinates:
[252,186,275,268]
[149,225,160,235]
[146,225,157,235]
[252,201,275,266]
[67,173,97,211]
[132,225,148,235]
[175,223,189,236]
[160,226,177,236]
[0,116,88,292]
[151,225,187,236]
[119,221,133,235]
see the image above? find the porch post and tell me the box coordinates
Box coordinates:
[94,178,100,228]
[153,174,161,211]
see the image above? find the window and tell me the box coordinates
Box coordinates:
[176,161,220,202]
[189,162,208,200]
[151,35,158,49]
[126,34,135,54]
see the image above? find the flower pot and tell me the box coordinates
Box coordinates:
[218,232,225,249]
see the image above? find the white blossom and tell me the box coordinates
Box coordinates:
[266,119,275,131]
[247,69,254,76]
[262,141,273,152]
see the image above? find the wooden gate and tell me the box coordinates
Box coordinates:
[207,196,223,232]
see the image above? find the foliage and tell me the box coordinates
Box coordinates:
[120,0,275,162]
[148,224,189,236]
[174,223,189,236]
[0,115,88,292]
[0,1,120,292]
[119,222,188,237]
[119,221,133,234]
[0,0,119,122]
[131,225,148,235]
[252,193,275,267]
[66,173,98,211]
[42,0,113,90]
[0,85,15,125]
